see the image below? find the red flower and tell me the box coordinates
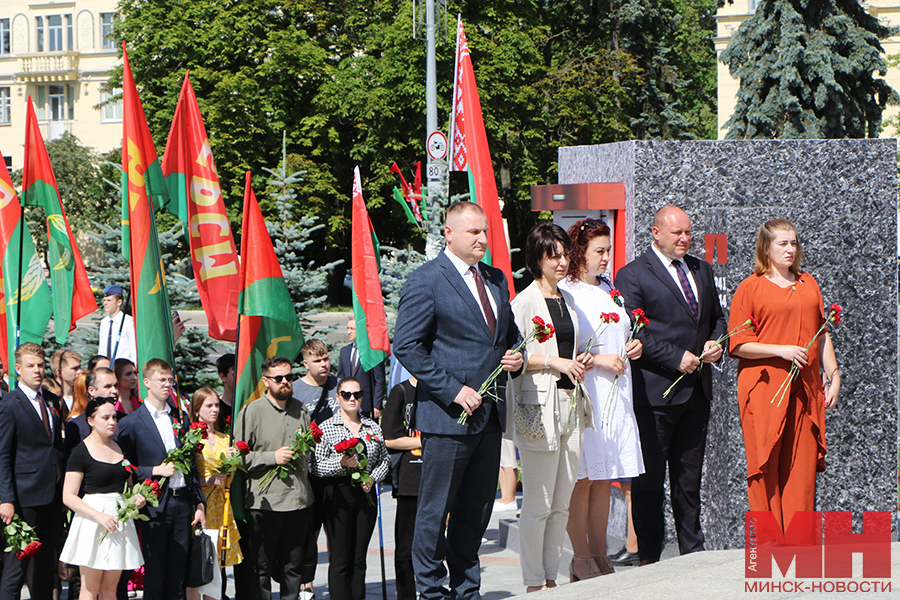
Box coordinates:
[335,438,361,454]
[197,442,204,452]
[749,316,760,330]
[631,309,649,327]
[532,316,546,328]
[225,416,232,424]
[829,304,842,325]
[17,541,41,559]
[609,289,624,307]
[235,441,250,455]
[143,478,155,487]
[310,422,323,444]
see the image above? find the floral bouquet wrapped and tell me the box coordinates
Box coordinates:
[662,317,760,398]
[458,315,555,424]
[771,304,842,407]
[98,478,162,542]
[4,514,41,559]
[335,437,375,505]
[212,440,251,476]
[258,422,323,492]
[602,309,649,425]
[164,421,208,475]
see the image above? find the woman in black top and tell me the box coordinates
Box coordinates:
[60,397,145,600]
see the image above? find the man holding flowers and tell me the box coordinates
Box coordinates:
[233,356,314,600]
[393,201,523,600]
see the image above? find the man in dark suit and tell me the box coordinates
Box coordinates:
[116,358,206,600]
[337,318,386,419]
[393,201,523,600]
[0,342,64,600]
[615,205,727,565]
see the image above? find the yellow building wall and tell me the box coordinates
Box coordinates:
[0,0,122,171]
[715,1,900,139]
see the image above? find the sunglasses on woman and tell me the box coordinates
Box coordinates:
[338,390,363,400]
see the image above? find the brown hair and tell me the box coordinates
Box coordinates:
[142,358,173,380]
[566,218,611,282]
[15,342,44,364]
[261,356,293,373]
[754,219,803,276]
[190,387,220,428]
[337,376,361,392]
[301,339,328,360]
[446,201,484,222]
[525,222,570,279]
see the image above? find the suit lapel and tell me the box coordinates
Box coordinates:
[438,254,495,341]
[16,389,49,439]
[645,252,697,322]
[137,404,169,456]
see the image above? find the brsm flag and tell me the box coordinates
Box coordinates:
[0,157,52,373]
[162,72,240,342]
[122,44,176,397]
[22,98,96,341]
[448,14,514,299]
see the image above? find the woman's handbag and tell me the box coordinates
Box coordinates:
[185,526,216,587]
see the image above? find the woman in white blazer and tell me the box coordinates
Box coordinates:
[507,222,594,592]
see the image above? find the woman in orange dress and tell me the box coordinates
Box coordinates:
[728,219,840,535]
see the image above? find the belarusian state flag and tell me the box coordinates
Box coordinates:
[162,72,239,342]
[21,98,96,340]
[0,157,52,372]
[122,45,175,395]
[234,172,304,416]
[350,167,389,372]
[448,15,514,298]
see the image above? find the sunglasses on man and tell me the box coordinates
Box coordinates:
[264,373,296,383]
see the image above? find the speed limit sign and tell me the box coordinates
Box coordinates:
[427,131,448,161]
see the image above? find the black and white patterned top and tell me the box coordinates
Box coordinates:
[312,413,390,481]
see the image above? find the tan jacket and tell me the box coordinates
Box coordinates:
[506,281,594,451]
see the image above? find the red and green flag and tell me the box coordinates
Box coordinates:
[350,167,390,371]
[122,45,175,396]
[21,98,96,340]
[234,172,304,415]
[162,72,239,342]
[449,15,514,298]
[0,157,52,373]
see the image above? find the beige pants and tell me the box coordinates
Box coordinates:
[517,389,582,586]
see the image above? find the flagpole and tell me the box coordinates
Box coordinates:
[13,203,25,388]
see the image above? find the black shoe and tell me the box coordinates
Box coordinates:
[609,547,641,566]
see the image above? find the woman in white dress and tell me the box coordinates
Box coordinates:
[559,218,644,579]
[60,397,145,600]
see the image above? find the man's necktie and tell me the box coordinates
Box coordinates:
[38,393,52,441]
[470,266,497,337]
[672,260,699,319]
[106,317,114,357]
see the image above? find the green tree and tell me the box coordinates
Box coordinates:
[719,0,898,139]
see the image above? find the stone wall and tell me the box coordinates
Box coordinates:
[559,139,898,550]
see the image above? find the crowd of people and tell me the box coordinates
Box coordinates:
[0,201,839,600]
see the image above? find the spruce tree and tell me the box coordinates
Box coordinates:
[720,0,898,139]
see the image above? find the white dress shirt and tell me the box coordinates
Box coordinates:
[652,245,699,316]
[99,311,138,364]
[21,383,53,436]
[148,401,185,489]
[444,249,499,327]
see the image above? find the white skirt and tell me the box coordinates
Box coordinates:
[59,492,144,571]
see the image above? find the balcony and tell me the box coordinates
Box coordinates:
[17,52,80,82]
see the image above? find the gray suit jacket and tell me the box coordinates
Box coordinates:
[393,251,521,435]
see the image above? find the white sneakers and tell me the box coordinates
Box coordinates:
[492,499,518,513]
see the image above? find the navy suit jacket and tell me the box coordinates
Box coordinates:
[615,251,727,407]
[0,387,64,507]
[116,399,204,517]
[393,251,521,435]
[337,343,386,414]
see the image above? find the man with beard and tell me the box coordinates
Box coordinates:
[234,356,314,600]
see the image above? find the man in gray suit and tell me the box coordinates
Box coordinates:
[394,201,522,600]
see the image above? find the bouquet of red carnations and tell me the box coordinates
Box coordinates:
[602,309,649,425]
[98,478,162,542]
[335,437,375,505]
[258,422,324,492]
[4,514,41,559]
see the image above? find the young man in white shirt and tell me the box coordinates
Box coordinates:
[97,285,137,365]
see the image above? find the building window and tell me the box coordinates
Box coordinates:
[749,0,757,10]
[0,88,10,125]
[66,15,73,51]
[3,157,10,169]
[36,16,43,52]
[37,15,73,52]
[101,13,116,50]
[0,19,10,56]
[48,15,63,52]
[101,88,122,122]
[34,84,75,121]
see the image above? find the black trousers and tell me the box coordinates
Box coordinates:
[300,476,326,584]
[322,478,377,600]
[0,500,62,600]
[248,507,311,600]
[136,492,193,600]
[231,517,253,599]
[632,388,710,561]
[394,495,418,600]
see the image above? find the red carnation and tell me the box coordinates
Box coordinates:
[17,541,42,560]
[829,304,842,325]
[310,422,323,444]
[235,441,250,455]
[609,289,624,307]
[631,308,649,327]
[225,416,232,424]
[532,316,546,328]
[749,316,760,330]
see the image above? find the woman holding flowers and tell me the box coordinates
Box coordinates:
[506,222,595,591]
[60,397,145,600]
[313,377,389,600]
[558,218,644,580]
[188,388,243,599]
[728,219,840,535]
